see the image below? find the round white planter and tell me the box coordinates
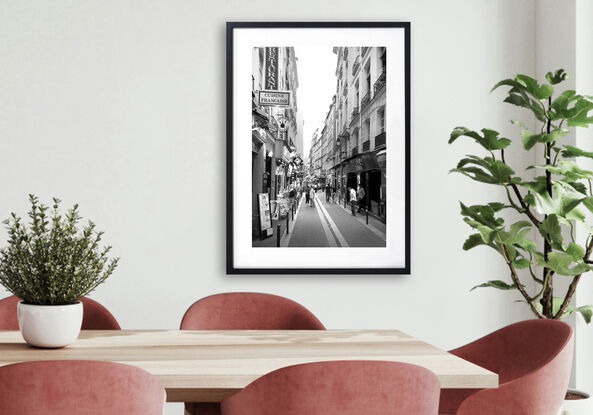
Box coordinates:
[558,390,592,415]
[17,301,83,348]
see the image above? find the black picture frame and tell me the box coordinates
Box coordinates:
[227,21,411,274]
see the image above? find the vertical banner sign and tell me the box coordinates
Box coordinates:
[265,47,279,90]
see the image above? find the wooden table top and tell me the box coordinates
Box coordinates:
[0,329,498,402]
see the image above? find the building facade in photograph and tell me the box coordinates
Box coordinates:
[251,47,302,241]
[328,46,387,221]
[308,129,323,183]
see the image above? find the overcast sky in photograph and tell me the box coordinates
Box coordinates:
[294,46,337,158]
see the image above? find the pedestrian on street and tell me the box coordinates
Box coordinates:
[325,184,331,202]
[309,187,315,206]
[349,187,357,216]
[357,185,366,213]
[305,185,310,205]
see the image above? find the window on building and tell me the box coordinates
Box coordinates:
[378,108,385,133]
[365,119,371,141]
[365,63,371,95]
[355,81,360,106]
[352,129,358,152]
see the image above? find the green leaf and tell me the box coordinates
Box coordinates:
[582,196,593,213]
[576,305,593,323]
[536,251,592,276]
[568,181,588,195]
[449,127,511,150]
[463,234,486,250]
[561,145,593,159]
[524,181,586,217]
[567,98,593,127]
[470,280,517,292]
[477,225,497,244]
[491,78,522,93]
[523,193,536,206]
[520,128,568,150]
[544,298,593,323]
[460,202,504,229]
[551,89,578,118]
[488,202,507,212]
[512,258,531,269]
[510,120,528,129]
[546,69,568,85]
[538,215,563,250]
[521,130,539,150]
[516,74,554,100]
[452,156,514,185]
[566,242,585,261]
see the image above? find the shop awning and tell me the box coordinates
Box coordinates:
[335,149,385,174]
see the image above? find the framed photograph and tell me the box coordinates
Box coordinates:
[227,22,410,274]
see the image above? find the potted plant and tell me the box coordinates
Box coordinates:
[450,69,593,414]
[0,195,119,348]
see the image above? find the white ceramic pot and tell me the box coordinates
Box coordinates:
[558,389,592,415]
[17,301,83,348]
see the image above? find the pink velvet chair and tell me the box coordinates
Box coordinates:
[221,360,440,415]
[180,292,325,415]
[439,319,573,415]
[0,360,165,414]
[0,295,121,330]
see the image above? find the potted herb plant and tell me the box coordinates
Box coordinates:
[450,69,593,415]
[0,195,119,348]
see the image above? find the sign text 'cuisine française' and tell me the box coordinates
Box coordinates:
[257,90,291,107]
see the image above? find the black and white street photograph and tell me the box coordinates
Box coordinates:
[228,23,409,273]
[251,46,387,248]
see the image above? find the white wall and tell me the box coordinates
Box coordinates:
[0,0,538,412]
[573,0,593,393]
[535,0,593,392]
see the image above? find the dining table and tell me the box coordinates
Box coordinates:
[0,329,498,402]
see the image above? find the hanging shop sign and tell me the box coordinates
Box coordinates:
[277,116,289,132]
[257,193,272,237]
[265,47,279,90]
[257,90,291,107]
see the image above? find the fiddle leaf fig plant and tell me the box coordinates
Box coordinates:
[0,195,119,305]
[450,69,593,322]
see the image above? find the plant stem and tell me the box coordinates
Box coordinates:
[555,237,593,318]
[501,244,544,318]
[500,149,541,227]
[542,97,554,318]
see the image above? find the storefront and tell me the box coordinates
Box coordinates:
[252,100,278,240]
[336,149,386,222]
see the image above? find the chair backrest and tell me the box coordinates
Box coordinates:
[0,296,19,329]
[221,360,440,415]
[440,319,574,415]
[180,292,325,330]
[80,297,121,330]
[0,360,165,415]
[0,295,121,330]
[449,319,572,383]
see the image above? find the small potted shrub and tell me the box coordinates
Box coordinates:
[450,70,593,414]
[0,195,119,347]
